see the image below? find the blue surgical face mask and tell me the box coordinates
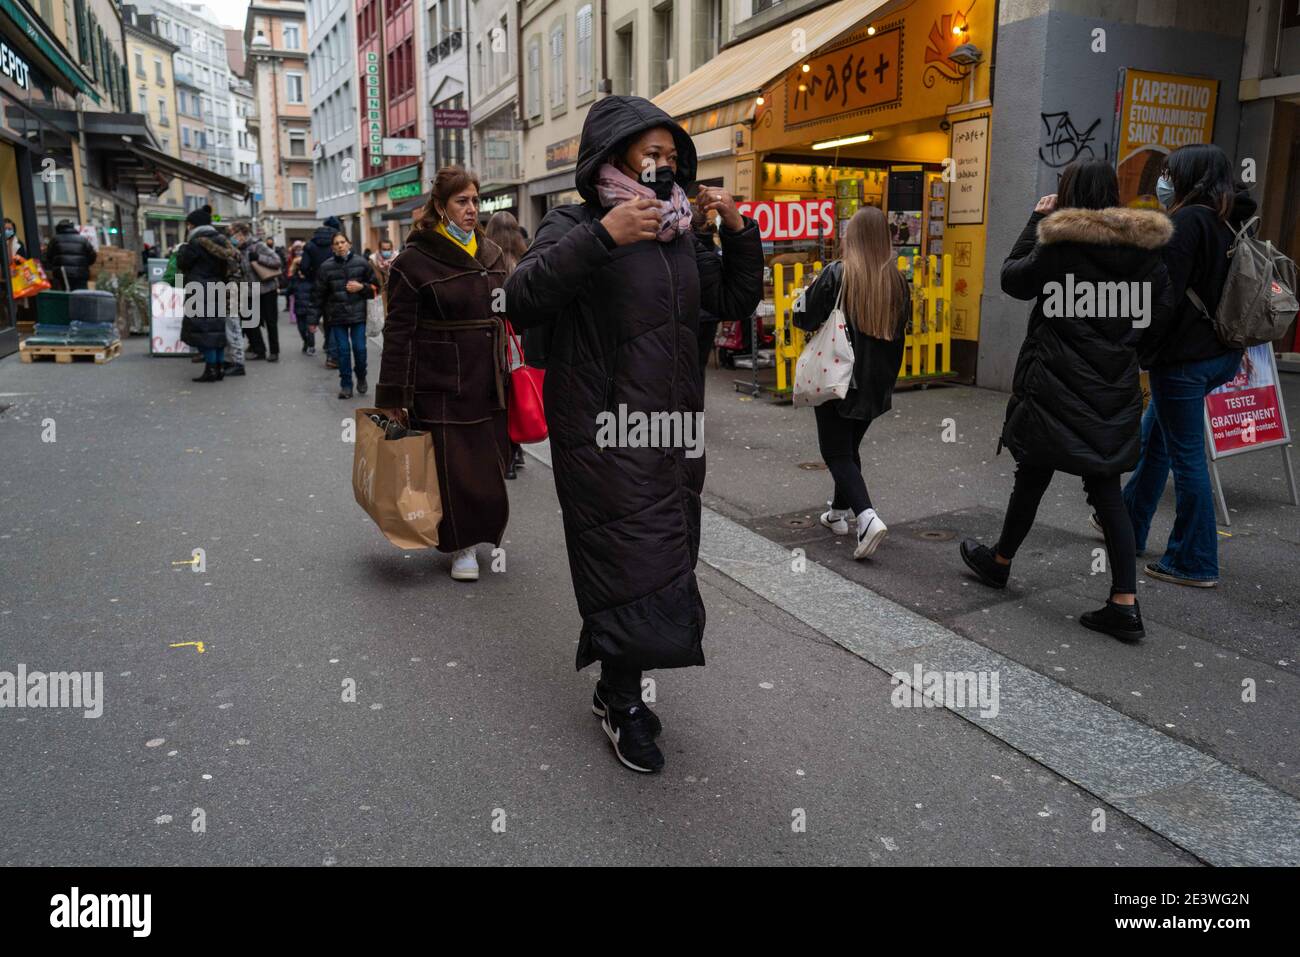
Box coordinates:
[444,220,474,244]
[4,227,13,239]
[1156,174,1175,208]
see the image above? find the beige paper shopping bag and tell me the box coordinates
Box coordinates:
[352,409,442,549]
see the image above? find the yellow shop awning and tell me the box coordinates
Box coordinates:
[652,0,888,134]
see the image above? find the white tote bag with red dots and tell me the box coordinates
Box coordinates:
[793,272,854,407]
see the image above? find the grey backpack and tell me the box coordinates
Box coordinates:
[1188,216,1299,348]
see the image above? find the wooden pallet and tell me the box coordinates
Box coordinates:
[19,340,122,364]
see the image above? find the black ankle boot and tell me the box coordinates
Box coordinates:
[192,363,219,382]
[1080,599,1145,642]
[959,539,1009,589]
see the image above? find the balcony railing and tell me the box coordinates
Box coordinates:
[426,30,463,66]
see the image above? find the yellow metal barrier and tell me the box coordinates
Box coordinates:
[771,254,953,396]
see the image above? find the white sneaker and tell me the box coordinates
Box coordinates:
[853,509,888,559]
[819,507,855,535]
[450,547,479,581]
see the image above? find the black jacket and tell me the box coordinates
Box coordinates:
[1000,206,1174,476]
[42,223,97,290]
[793,259,911,423]
[296,226,339,324]
[313,252,377,326]
[505,95,764,672]
[175,225,236,351]
[1138,188,1257,369]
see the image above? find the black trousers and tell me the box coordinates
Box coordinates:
[996,464,1137,595]
[599,661,642,712]
[244,288,280,356]
[814,402,873,515]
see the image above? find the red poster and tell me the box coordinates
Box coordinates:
[735,199,836,242]
[1205,345,1289,456]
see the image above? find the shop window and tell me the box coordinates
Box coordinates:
[292,181,309,208]
[135,52,146,77]
[651,3,674,95]
[613,26,633,97]
[549,19,566,111]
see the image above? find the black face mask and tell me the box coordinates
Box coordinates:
[649,165,676,201]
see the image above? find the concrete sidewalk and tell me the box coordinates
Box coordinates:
[700,365,1300,811]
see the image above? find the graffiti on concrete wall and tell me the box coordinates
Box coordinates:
[1038,111,1110,168]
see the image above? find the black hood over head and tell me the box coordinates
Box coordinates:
[574,95,697,206]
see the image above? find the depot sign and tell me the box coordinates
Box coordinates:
[735,199,835,242]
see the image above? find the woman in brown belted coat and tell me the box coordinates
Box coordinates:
[375,166,510,581]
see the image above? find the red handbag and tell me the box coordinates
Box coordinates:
[506,322,547,444]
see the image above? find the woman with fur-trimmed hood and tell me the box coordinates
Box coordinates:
[959,160,1173,645]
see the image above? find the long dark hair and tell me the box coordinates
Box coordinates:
[1057,160,1119,210]
[412,165,480,240]
[1165,143,1233,220]
[485,211,527,272]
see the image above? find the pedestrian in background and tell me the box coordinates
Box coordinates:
[505,96,764,774]
[300,215,344,368]
[286,240,315,354]
[4,217,27,261]
[794,206,911,560]
[176,204,232,383]
[375,166,512,583]
[1121,144,1255,588]
[485,210,529,479]
[960,159,1172,642]
[232,223,283,362]
[314,231,377,399]
[42,220,96,291]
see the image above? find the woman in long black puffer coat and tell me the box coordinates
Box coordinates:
[505,95,763,774]
[959,160,1172,644]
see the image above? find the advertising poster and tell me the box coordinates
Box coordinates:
[1114,69,1219,207]
[150,283,194,356]
[946,115,989,225]
[1204,344,1290,458]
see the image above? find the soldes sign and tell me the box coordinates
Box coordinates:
[735,199,835,242]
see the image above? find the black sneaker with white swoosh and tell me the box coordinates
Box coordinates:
[602,704,664,774]
[592,684,662,737]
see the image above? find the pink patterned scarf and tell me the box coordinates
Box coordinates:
[593,162,693,243]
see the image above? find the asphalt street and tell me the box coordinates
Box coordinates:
[0,324,1289,864]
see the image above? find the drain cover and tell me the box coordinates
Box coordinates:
[785,516,815,528]
[915,528,958,542]
[796,461,828,471]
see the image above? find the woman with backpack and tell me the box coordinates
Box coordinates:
[793,206,911,560]
[1120,145,1256,588]
[959,160,1172,641]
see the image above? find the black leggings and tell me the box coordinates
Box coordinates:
[600,661,642,712]
[814,402,873,515]
[996,464,1137,595]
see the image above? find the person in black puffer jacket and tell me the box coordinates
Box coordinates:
[959,160,1172,643]
[42,220,97,290]
[313,231,377,399]
[505,95,764,775]
[298,215,342,365]
[175,204,236,382]
[1122,145,1254,589]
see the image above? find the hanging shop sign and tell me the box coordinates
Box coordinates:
[382,137,423,157]
[546,135,579,170]
[433,109,469,128]
[364,52,384,169]
[947,115,989,226]
[1114,69,1218,206]
[784,24,902,129]
[735,199,835,242]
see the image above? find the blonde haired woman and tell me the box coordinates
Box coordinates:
[793,206,911,559]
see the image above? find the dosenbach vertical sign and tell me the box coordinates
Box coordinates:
[366,51,384,169]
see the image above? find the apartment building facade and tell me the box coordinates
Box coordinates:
[245,0,315,245]
[468,0,521,222]
[423,0,468,201]
[225,30,259,222]
[307,0,361,239]
[123,11,185,250]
